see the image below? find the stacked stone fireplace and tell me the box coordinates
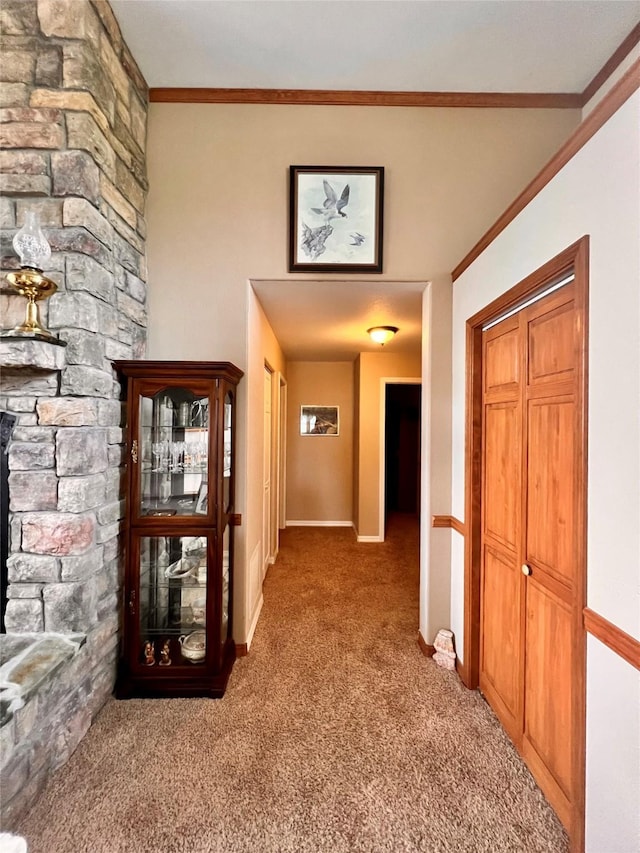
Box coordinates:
[0,0,148,827]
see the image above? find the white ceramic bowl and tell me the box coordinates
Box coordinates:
[179,630,206,662]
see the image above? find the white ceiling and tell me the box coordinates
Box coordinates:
[111,1,638,93]
[251,279,426,361]
[111,0,638,363]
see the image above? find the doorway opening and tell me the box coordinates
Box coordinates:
[385,383,421,520]
[379,378,421,540]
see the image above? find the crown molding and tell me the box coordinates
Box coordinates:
[581,21,640,104]
[149,87,581,108]
[149,21,639,109]
[451,58,640,282]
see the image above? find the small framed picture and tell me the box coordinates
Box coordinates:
[194,483,208,515]
[289,166,384,273]
[300,406,339,436]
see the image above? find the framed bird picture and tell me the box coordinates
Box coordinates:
[289,166,384,273]
[300,405,339,436]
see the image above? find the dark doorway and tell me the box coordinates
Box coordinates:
[385,384,421,518]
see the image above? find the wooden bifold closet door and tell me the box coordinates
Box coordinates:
[480,279,583,833]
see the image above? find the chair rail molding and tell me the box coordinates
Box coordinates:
[584,608,640,671]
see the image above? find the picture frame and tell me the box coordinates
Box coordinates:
[300,406,340,436]
[289,166,384,273]
[194,482,208,515]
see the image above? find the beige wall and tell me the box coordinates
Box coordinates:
[355,351,422,539]
[286,361,353,524]
[245,289,286,643]
[420,277,453,646]
[146,105,579,361]
[145,101,579,643]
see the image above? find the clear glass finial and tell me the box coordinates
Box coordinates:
[13,210,51,270]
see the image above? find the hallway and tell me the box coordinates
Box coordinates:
[18,517,567,852]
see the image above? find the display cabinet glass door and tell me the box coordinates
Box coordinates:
[223,390,233,513]
[135,534,210,669]
[137,385,210,519]
[221,524,231,645]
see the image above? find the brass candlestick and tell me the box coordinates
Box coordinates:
[4,267,58,342]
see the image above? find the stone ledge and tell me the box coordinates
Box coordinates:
[0,633,85,725]
[0,337,67,371]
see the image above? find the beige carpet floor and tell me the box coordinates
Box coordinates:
[18,515,568,853]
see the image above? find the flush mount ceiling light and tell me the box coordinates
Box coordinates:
[367,325,399,346]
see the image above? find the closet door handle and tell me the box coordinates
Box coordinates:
[522,564,532,576]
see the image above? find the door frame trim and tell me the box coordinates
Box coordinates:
[462,235,589,852]
[277,373,287,533]
[263,361,276,576]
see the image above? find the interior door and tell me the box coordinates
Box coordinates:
[480,280,583,831]
[480,314,523,742]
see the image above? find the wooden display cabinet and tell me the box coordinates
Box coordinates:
[114,361,243,698]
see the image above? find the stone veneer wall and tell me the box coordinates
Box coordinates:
[0,0,148,827]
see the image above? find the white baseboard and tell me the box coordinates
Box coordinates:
[357,534,384,543]
[286,520,353,527]
[246,593,264,651]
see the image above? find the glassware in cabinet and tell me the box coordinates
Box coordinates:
[137,387,210,519]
